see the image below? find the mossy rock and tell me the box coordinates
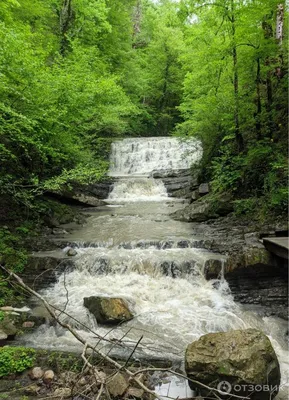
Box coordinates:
[185,329,280,400]
[84,297,134,324]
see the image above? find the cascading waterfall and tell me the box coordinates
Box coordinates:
[108,137,202,201]
[25,137,288,395]
[109,137,202,176]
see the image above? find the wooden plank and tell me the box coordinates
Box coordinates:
[263,237,289,260]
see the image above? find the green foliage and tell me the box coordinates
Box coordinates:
[0,311,5,321]
[177,0,287,217]
[0,0,287,231]
[211,150,244,194]
[47,351,83,373]
[0,347,35,377]
[0,225,30,306]
[234,198,260,216]
[0,227,28,273]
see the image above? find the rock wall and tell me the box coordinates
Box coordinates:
[226,261,288,319]
[151,169,199,198]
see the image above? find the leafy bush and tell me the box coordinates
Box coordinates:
[233,198,260,216]
[211,149,244,194]
[0,347,35,377]
[0,226,29,306]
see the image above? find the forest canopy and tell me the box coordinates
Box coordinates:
[0,0,288,216]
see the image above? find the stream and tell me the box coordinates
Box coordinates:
[22,137,288,395]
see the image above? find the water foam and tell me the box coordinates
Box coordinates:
[109,137,202,176]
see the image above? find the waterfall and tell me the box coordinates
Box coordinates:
[109,137,202,176]
[108,137,202,202]
[23,137,288,392]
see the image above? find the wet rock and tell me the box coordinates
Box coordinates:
[151,169,191,178]
[185,329,280,400]
[52,228,68,235]
[199,183,210,195]
[172,193,233,222]
[204,259,224,279]
[78,376,87,386]
[53,388,72,398]
[72,194,105,207]
[0,306,14,312]
[191,189,200,202]
[84,296,133,324]
[127,387,145,398]
[0,316,17,340]
[22,321,35,328]
[24,383,41,396]
[95,370,107,384]
[226,248,271,274]
[66,247,78,256]
[0,329,8,340]
[29,367,44,380]
[107,373,129,397]
[22,256,74,292]
[43,370,55,384]
[86,181,113,199]
[59,371,77,384]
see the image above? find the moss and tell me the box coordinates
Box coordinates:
[0,347,36,377]
[45,351,83,373]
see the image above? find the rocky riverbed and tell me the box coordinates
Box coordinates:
[0,137,288,400]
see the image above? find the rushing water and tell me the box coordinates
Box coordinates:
[25,137,288,395]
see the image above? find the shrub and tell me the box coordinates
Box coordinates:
[0,347,35,377]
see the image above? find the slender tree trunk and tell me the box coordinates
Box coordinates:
[276,4,284,44]
[262,14,274,138]
[133,0,142,39]
[231,0,244,152]
[255,57,262,140]
[157,57,170,135]
[60,0,73,55]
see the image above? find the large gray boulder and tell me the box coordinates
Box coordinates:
[172,193,233,222]
[83,297,133,325]
[199,182,210,195]
[185,329,280,400]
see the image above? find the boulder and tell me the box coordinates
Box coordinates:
[172,193,233,222]
[83,297,133,324]
[53,388,72,398]
[66,247,78,257]
[0,316,17,340]
[107,373,129,397]
[0,309,46,342]
[199,183,210,195]
[29,367,44,380]
[86,181,113,199]
[127,387,145,398]
[43,370,55,384]
[185,329,280,400]
[24,384,41,396]
[45,191,106,208]
[191,190,200,202]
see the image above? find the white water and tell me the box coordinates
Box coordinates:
[108,137,202,202]
[25,137,288,395]
[108,177,168,202]
[109,137,202,176]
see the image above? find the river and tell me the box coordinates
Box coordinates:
[23,137,288,395]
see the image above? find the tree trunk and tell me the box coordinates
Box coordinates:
[255,57,262,140]
[133,0,142,39]
[231,0,244,152]
[60,0,73,55]
[276,4,284,44]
